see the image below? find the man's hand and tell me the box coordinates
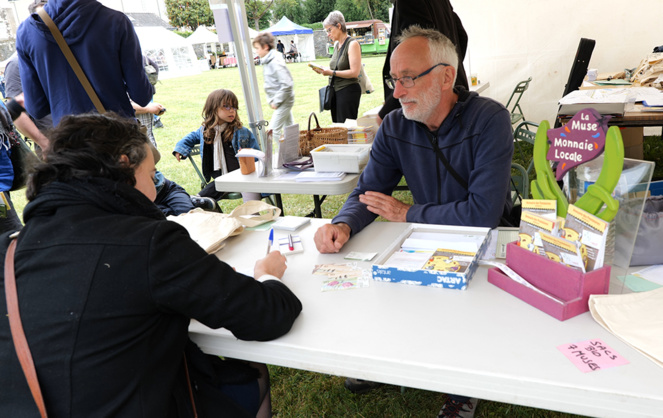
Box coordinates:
[314,223,351,253]
[359,191,410,222]
[173,152,183,162]
[254,251,288,280]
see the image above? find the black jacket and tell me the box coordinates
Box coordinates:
[0,178,302,416]
[379,0,469,120]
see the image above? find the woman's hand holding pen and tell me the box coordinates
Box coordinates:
[254,251,287,280]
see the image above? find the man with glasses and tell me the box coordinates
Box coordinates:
[314,26,512,417]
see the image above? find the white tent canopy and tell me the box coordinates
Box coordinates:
[187,25,259,69]
[187,26,220,45]
[263,16,314,61]
[134,27,200,80]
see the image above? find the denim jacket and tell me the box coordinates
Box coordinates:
[173,126,260,165]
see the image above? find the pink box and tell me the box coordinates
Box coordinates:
[487,242,610,321]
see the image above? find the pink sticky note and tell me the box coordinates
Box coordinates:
[557,339,629,373]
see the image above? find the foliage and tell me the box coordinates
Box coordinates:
[304,0,336,24]
[333,0,392,22]
[165,0,214,31]
[299,22,324,31]
[174,30,193,38]
[272,0,306,25]
[335,0,366,22]
[245,0,273,30]
[367,0,391,22]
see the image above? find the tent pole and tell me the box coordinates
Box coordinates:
[209,0,270,173]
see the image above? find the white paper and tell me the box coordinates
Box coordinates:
[295,171,346,182]
[277,124,300,169]
[631,265,663,286]
[479,260,564,304]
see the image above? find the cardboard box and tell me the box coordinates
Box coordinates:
[621,127,644,160]
[311,144,371,173]
[487,243,610,321]
[372,224,490,289]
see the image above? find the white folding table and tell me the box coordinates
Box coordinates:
[214,169,360,218]
[190,219,663,418]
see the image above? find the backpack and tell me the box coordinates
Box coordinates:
[143,55,159,86]
[145,63,158,86]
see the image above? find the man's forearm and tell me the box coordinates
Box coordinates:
[13,112,50,150]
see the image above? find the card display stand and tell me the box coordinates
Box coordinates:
[567,157,654,291]
[488,243,610,321]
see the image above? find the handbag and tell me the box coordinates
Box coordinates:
[9,135,40,191]
[319,77,335,112]
[358,64,374,94]
[0,100,38,191]
[298,112,348,156]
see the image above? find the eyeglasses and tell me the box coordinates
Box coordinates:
[325,25,336,34]
[386,63,450,89]
[222,105,238,112]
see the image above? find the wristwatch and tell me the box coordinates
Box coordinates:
[333,70,337,77]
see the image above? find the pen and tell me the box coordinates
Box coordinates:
[266,228,274,256]
[288,233,294,251]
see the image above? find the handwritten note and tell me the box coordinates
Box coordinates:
[557,339,629,373]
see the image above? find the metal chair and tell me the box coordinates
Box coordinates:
[513,120,539,179]
[506,77,532,125]
[187,145,243,201]
[511,162,529,205]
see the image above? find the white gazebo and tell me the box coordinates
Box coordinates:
[134,26,200,79]
[263,16,314,62]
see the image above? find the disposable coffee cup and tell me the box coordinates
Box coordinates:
[238,157,256,175]
[587,69,598,81]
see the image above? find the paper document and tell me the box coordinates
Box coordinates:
[631,265,663,286]
[295,171,346,182]
[277,124,300,169]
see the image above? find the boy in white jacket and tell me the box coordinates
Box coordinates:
[253,32,295,144]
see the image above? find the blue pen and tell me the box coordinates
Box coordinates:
[266,228,274,255]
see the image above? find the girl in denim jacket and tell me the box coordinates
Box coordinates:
[174,89,262,201]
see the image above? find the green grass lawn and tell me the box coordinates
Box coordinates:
[12,55,600,417]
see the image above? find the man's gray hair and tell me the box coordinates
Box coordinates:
[323,10,347,33]
[397,26,459,84]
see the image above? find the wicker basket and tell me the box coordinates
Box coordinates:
[298,112,348,156]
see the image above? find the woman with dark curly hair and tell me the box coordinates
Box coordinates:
[0,112,302,417]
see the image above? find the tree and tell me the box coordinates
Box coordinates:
[272,0,306,25]
[245,0,273,30]
[366,0,391,22]
[334,0,366,22]
[304,0,335,24]
[165,0,214,31]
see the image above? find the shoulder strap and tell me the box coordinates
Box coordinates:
[37,8,106,115]
[4,238,48,418]
[423,127,469,190]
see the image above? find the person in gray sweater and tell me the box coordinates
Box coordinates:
[253,32,295,143]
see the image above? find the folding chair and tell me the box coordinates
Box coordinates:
[188,145,276,206]
[505,77,532,125]
[510,162,529,205]
[513,120,539,179]
[555,38,595,128]
[188,145,243,201]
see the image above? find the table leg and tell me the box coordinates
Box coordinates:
[275,194,284,215]
[312,195,327,218]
